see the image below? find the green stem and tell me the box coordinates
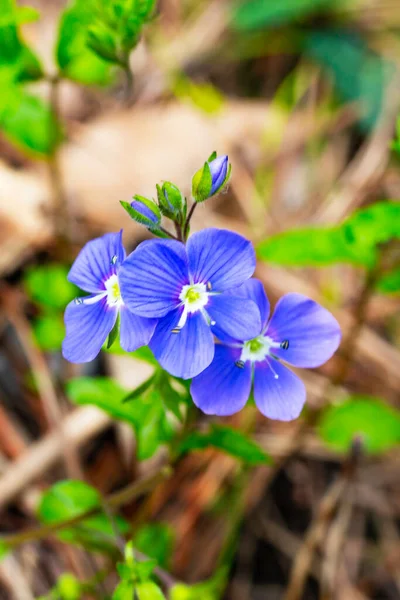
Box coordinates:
[0,466,172,550]
[183,202,197,241]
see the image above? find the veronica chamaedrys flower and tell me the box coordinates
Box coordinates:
[119,228,261,379]
[191,279,341,420]
[62,231,157,363]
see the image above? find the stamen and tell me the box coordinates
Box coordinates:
[235,360,245,368]
[171,328,181,334]
[210,320,216,326]
[267,359,279,379]
[171,306,188,333]
[74,297,83,305]
[207,281,212,291]
[111,255,118,265]
[280,339,289,350]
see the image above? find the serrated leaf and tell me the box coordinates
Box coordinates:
[318,396,400,454]
[38,480,129,552]
[24,264,78,310]
[179,424,271,465]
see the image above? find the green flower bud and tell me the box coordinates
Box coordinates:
[156,181,185,220]
[192,152,231,202]
[120,196,161,231]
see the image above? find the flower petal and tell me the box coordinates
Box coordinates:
[187,228,255,291]
[119,307,157,352]
[234,279,270,331]
[191,345,251,416]
[119,239,189,318]
[266,293,341,368]
[254,360,306,421]
[208,294,261,341]
[68,231,125,293]
[62,296,117,363]
[149,309,214,379]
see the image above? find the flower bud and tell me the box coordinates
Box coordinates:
[156,182,185,220]
[120,196,161,231]
[192,152,231,202]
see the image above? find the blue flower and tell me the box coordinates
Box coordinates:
[191,279,342,420]
[62,231,157,363]
[119,228,261,379]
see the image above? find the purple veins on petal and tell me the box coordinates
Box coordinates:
[233,279,270,331]
[266,293,342,368]
[119,239,190,318]
[187,228,256,291]
[191,345,251,416]
[62,296,118,363]
[253,359,306,421]
[68,231,126,294]
[119,307,157,352]
[207,294,261,341]
[149,308,214,379]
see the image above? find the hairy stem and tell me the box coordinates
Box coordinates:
[183,202,197,241]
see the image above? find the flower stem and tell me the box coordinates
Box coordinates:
[183,202,197,241]
[159,226,179,240]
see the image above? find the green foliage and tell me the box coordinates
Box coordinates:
[257,201,400,269]
[305,30,394,131]
[192,162,213,203]
[232,0,335,31]
[67,376,182,459]
[0,0,43,82]
[170,573,224,600]
[376,267,400,295]
[134,523,174,569]
[172,75,224,114]
[0,87,62,156]
[179,424,271,465]
[25,264,77,311]
[33,314,65,352]
[55,0,113,85]
[0,541,10,562]
[113,541,165,600]
[318,396,400,454]
[38,480,129,551]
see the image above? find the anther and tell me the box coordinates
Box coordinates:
[207,281,212,291]
[280,340,289,350]
[74,297,83,305]
[111,255,118,265]
[235,360,245,368]
[171,327,181,334]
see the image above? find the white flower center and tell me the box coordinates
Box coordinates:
[105,274,123,307]
[179,283,209,313]
[240,335,280,363]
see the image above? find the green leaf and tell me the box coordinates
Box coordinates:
[179,424,271,465]
[33,314,65,352]
[38,480,129,551]
[136,581,166,600]
[67,377,176,460]
[318,396,400,454]
[113,580,135,600]
[55,0,113,86]
[305,30,394,131]
[122,374,156,403]
[170,575,223,600]
[56,573,81,600]
[0,541,10,562]
[120,198,161,231]
[0,87,62,156]
[257,201,400,268]
[24,264,77,310]
[0,0,43,82]
[376,267,400,295]
[232,0,335,31]
[134,523,174,569]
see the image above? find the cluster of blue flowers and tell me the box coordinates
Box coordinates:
[63,154,341,421]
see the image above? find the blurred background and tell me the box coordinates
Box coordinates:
[0,0,400,598]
